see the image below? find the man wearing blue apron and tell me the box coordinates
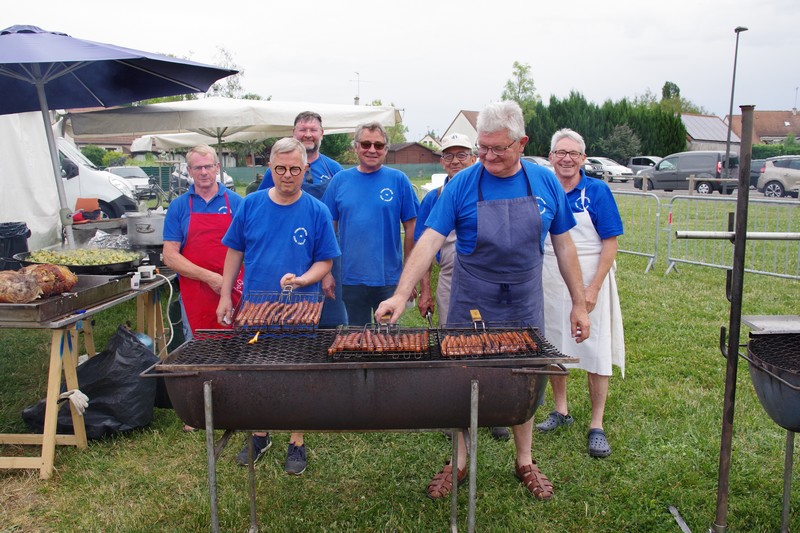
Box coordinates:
[376,101,590,502]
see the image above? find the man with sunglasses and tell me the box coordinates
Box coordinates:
[375,101,590,502]
[163,144,245,337]
[322,121,419,326]
[217,138,340,475]
[257,111,347,328]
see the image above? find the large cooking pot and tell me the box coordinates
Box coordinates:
[125,211,165,247]
[13,249,145,275]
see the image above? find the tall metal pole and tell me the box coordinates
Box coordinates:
[712,105,755,533]
[723,26,748,178]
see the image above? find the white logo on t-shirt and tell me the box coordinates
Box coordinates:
[293,227,309,245]
[537,197,548,216]
[379,188,394,202]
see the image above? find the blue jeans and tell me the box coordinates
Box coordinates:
[342,285,397,326]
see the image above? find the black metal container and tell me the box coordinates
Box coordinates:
[144,330,573,431]
[745,332,800,432]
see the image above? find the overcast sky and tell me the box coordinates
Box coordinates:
[5,0,797,145]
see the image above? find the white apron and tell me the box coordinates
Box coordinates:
[543,188,625,377]
[435,229,456,326]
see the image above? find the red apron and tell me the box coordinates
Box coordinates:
[181,193,243,333]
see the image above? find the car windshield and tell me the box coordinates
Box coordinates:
[110,167,148,179]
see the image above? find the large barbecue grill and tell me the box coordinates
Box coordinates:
[149,327,570,431]
[143,325,575,532]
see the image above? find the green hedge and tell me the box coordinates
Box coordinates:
[752,144,800,158]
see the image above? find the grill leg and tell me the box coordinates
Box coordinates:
[248,434,258,532]
[450,427,458,532]
[781,430,794,533]
[468,380,478,533]
[204,381,219,533]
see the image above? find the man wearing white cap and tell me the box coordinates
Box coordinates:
[415,133,474,327]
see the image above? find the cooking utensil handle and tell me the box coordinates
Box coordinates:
[139,361,199,379]
[511,364,569,376]
[738,352,800,391]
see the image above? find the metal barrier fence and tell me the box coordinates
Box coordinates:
[611,191,661,273]
[665,195,800,279]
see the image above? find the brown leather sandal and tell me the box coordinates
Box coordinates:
[514,460,554,500]
[426,464,467,500]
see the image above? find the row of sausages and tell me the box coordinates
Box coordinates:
[440,331,539,357]
[328,330,430,355]
[235,300,323,327]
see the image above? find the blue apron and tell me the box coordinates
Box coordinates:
[301,161,348,327]
[447,165,544,329]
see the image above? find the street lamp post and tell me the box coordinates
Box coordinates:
[724,26,748,179]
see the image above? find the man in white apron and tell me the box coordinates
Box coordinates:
[537,129,625,458]
[376,102,590,502]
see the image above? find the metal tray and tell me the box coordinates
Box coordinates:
[0,274,131,324]
[13,249,144,275]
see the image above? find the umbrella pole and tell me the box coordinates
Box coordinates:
[34,71,74,247]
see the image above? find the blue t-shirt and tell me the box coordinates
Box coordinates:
[567,173,624,239]
[414,186,441,242]
[222,190,340,294]
[322,166,419,286]
[257,153,344,191]
[163,184,244,248]
[425,160,575,254]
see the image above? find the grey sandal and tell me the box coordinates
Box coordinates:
[535,410,574,432]
[588,428,611,458]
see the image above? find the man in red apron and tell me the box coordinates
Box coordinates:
[163,145,244,335]
[375,102,590,502]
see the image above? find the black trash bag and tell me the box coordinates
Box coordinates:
[22,326,160,440]
[0,221,31,271]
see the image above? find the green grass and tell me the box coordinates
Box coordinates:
[1,186,799,531]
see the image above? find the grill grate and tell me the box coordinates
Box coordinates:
[327,325,436,361]
[749,333,800,374]
[233,290,324,332]
[173,330,335,365]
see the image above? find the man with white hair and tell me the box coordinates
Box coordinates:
[375,101,589,501]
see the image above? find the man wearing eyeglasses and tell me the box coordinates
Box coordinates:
[375,101,589,502]
[217,138,340,475]
[322,121,419,326]
[536,129,625,460]
[164,144,245,336]
[257,111,347,327]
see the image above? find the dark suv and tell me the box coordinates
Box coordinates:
[634,150,739,194]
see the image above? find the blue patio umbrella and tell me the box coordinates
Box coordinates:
[0,24,237,244]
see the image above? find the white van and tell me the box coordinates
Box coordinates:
[58,138,138,218]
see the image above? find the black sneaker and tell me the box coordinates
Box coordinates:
[490,426,510,441]
[284,443,307,475]
[236,433,272,466]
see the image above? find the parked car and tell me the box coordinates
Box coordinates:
[583,160,604,179]
[105,166,153,199]
[585,157,634,182]
[522,155,554,170]
[756,155,800,198]
[749,158,766,188]
[57,139,137,218]
[627,156,663,175]
[634,150,739,194]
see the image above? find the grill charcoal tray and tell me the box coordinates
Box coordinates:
[233,290,323,332]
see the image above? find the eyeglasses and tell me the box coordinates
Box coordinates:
[441,151,471,162]
[189,163,218,172]
[358,141,387,151]
[476,140,517,156]
[273,165,304,177]
[551,150,584,160]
